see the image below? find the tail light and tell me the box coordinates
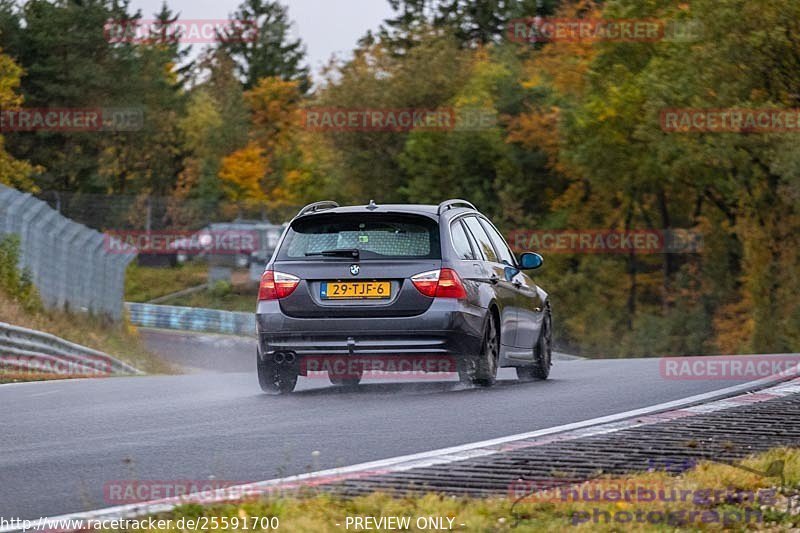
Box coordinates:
[410,270,439,297]
[258,270,300,300]
[411,268,467,299]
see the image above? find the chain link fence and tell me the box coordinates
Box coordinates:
[0,185,136,319]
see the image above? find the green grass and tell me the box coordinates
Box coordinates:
[125,263,258,312]
[103,447,800,532]
[0,291,175,380]
[125,262,209,302]
[162,280,257,312]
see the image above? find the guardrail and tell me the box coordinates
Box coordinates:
[0,321,143,378]
[125,303,256,337]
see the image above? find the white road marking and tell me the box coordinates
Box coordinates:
[27,390,61,398]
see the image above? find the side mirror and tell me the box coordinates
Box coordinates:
[519,252,543,270]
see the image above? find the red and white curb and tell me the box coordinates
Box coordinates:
[5,365,800,532]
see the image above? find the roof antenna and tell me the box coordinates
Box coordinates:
[366,199,378,211]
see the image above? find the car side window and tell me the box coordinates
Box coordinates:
[450,220,476,260]
[480,219,516,266]
[463,216,498,263]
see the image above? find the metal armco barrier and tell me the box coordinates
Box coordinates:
[125,302,256,336]
[0,321,143,377]
[0,185,136,319]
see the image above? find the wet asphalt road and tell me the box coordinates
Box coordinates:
[0,330,763,520]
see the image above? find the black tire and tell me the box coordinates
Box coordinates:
[257,351,298,394]
[517,306,552,381]
[328,370,363,388]
[459,311,500,387]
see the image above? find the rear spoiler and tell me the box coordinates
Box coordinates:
[437,199,476,215]
[296,201,339,217]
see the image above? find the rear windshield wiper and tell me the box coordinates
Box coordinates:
[306,248,360,258]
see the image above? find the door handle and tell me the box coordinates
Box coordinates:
[512,279,522,288]
[489,274,499,284]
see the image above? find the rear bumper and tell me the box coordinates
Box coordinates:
[256,299,485,360]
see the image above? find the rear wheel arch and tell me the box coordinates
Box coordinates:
[459,303,501,387]
[488,303,501,343]
[482,299,500,341]
[544,299,552,328]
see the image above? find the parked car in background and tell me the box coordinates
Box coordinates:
[168,220,286,268]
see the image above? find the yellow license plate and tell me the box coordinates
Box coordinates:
[321,281,390,299]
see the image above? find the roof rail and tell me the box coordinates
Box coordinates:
[296,201,339,217]
[437,199,477,215]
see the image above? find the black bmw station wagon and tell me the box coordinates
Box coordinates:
[255,199,551,393]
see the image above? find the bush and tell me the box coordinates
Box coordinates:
[209,280,232,298]
[0,235,42,313]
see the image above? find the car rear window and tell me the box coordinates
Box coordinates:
[278,214,441,260]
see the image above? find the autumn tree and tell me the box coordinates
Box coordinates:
[218,141,270,205]
[0,0,140,193]
[507,0,800,355]
[217,77,318,217]
[313,30,473,202]
[0,49,36,191]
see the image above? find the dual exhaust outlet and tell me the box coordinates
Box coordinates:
[273,352,296,365]
[271,336,354,365]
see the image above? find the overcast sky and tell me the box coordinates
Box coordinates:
[128,0,394,77]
